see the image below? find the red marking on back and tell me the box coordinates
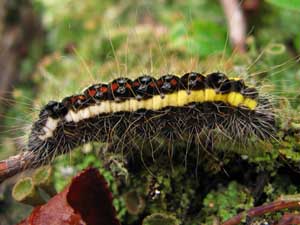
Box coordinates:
[149,82,155,88]
[170,79,177,86]
[71,95,86,104]
[133,81,140,86]
[125,83,131,89]
[78,95,86,100]
[111,83,118,92]
[71,97,77,104]
[88,89,96,97]
[156,80,163,87]
[100,86,108,93]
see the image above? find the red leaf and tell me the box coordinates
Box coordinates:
[17,167,120,225]
[67,167,121,225]
[17,188,84,225]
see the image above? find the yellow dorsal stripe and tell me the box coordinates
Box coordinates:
[65,89,258,123]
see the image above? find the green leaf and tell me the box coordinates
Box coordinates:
[266,0,300,11]
[170,20,228,57]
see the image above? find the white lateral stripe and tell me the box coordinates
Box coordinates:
[38,118,59,140]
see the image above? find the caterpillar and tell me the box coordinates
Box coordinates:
[0,71,276,182]
[0,1,285,185]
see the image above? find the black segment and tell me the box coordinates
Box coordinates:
[180,72,206,90]
[39,101,67,119]
[242,87,259,99]
[72,95,88,110]
[232,79,246,92]
[206,72,228,89]
[132,75,158,100]
[84,83,110,101]
[62,96,73,111]
[157,74,180,94]
[219,79,245,94]
[53,102,68,117]
[110,77,133,101]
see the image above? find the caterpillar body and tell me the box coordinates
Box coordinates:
[0,71,275,181]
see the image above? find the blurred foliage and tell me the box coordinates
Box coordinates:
[266,0,300,11]
[0,0,300,224]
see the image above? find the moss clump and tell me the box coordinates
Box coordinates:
[32,166,57,196]
[142,213,180,225]
[203,181,254,222]
[124,190,145,215]
[12,177,45,206]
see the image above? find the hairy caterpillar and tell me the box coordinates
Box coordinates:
[0,71,276,182]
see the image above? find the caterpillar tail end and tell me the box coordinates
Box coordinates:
[0,151,35,183]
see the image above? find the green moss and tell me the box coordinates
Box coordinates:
[12,178,33,201]
[203,181,254,222]
[12,177,45,206]
[33,166,56,196]
[124,190,145,215]
[33,166,50,183]
[143,213,180,225]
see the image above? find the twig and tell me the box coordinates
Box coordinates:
[222,199,300,225]
[277,213,300,225]
[219,0,247,53]
[0,151,37,183]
